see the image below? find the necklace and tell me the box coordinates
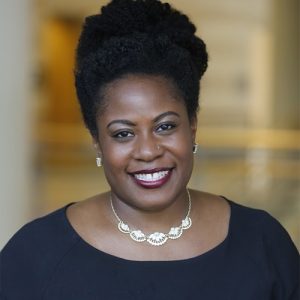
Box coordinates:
[110,189,192,246]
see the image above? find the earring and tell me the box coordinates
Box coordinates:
[192,143,198,154]
[96,157,102,167]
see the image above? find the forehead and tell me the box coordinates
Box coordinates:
[99,74,185,118]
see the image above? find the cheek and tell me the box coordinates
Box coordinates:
[163,140,194,174]
[101,145,130,187]
[163,128,193,154]
[101,141,131,169]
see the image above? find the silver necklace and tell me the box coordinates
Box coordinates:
[110,190,192,246]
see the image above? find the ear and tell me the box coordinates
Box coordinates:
[190,116,198,141]
[92,137,102,154]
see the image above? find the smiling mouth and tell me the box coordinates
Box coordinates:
[134,170,169,182]
[130,168,173,188]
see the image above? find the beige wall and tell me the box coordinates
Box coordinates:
[0,0,33,247]
[271,0,299,129]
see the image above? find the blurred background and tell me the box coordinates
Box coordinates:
[0,0,299,249]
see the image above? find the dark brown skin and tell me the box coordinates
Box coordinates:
[67,74,230,261]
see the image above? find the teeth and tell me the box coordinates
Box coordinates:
[134,171,169,182]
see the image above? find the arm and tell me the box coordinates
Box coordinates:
[262,214,299,300]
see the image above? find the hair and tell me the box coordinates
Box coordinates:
[75,0,208,137]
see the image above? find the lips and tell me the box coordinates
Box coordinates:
[130,168,173,189]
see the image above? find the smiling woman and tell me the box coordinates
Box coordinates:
[96,75,196,214]
[0,0,299,299]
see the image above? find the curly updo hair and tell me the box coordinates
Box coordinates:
[75,0,208,137]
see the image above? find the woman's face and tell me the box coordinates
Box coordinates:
[95,74,197,211]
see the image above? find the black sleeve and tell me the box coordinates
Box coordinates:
[262,213,299,300]
[0,209,79,299]
[0,222,53,299]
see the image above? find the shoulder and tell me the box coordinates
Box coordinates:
[229,200,299,298]
[228,199,298,254]
[229,199,297,246]
[2,204,79,253]
[1,204,80,298]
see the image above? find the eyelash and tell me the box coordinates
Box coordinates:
[156,122,176,132]
[112,122,176,140]
[113,131,134,139]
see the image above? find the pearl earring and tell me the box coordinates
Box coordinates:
[96,157,102,167]
[192,143,198,154]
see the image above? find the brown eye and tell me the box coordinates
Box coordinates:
[113,131,134,139]
[156,123,176,132]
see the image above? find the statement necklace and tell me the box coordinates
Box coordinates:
[110,190,192,246]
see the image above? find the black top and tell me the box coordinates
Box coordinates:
[1,200,299,300]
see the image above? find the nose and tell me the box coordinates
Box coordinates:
[132,134,163,162]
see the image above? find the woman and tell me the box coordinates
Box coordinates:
[1,0,299,299]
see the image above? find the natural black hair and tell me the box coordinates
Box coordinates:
[75,0,208,137]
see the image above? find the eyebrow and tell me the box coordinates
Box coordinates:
[107,119,136,129]
[153,111,180,122]
[106,111,180,129]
